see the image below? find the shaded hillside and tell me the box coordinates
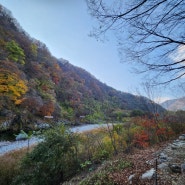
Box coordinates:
[161,97,185,111]
[0,5,164,130]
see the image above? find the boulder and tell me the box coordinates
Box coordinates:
[159,152,168,163]
[181,163,185,173]
[169,164,181,173]
[171,144,179,150]
[16,133,28,141]
[179,135,185,140]
[141,168,155,180]
[158,163,169,170]
[128,174,135,184]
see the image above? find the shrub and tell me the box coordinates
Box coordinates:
[80,171,115,185]
[79,159,132,185]
[93,149,110,162]
[13,125,81,185]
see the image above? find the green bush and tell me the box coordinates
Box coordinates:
[6,40,25,65]
[93,149,110,162]
[79,159,132,185]
[13,125,81,185]
[80,171,115,185]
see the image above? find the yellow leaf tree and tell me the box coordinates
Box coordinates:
[0,68,28,104]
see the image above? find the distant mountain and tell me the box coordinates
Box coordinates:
[161,97,185,111]
[0,4,165,130]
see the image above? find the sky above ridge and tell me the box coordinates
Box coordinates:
[0,0,179,102]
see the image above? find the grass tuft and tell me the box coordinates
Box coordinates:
[0,147,33,185]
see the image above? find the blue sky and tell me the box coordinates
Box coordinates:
[0,0,177,102]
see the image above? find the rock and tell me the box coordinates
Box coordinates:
[16,133,28,141]
[141,168,155,180]
[171,144,179,150]
[181,163,185,173]
[158,163,169,170]
[35,123,50,129]
[173,139,180,143]
[176,175,185,185]
[0,109,13,117]
[170,140,185,150]
[172,180,177,185]
[128,174,135,184]
[1,121,11,129]
[159,152,168,163]
[146,159,155,165]
[169,164,181,173]
[172,140,185,147]
[179,135,185,140]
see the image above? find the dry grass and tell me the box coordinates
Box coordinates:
[0,146,34,185]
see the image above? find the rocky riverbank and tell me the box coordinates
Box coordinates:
[110,134,185,185]
[62,134,185,185]
[156,134,185,185]
[0,137,42,156]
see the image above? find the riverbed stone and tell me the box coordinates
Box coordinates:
[16,133,28,141]
[128,174,135,184]
[169,164,181,173]
[181,164,185,173]
[179,135,185,140]
[35,123,50,129]
[158,163,169,171]
[159,152,168,163]
[141,168,155,180]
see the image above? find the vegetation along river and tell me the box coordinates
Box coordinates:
[0,124,109,155]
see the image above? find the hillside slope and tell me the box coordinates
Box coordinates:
[161,97,185,111]
[0,4,164,130]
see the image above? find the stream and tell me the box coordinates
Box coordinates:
[0,123,109,156]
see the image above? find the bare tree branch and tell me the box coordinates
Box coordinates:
[86,0,185,84]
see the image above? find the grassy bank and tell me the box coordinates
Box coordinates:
[0,147,34,185]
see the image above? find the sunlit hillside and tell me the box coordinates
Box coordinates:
[0,4,164,131]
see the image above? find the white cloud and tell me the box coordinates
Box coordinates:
[169,45,185,79]
[170,45,185,63]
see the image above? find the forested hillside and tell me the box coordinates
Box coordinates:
[0,5,164,131]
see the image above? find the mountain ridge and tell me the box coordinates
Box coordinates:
[0,4,165,130]
[161,97,185,111]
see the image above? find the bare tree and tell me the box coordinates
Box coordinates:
[86,0,185,84]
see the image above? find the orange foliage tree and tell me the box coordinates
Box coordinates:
[38,101,54,116]
[132,115,175,147]
[134,130,149,148]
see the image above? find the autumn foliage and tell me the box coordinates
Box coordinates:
[38,101,55,116]
[131,116,175,148]
[0,61,28,104]
[134,130,149,148]
[0,5,165,131]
